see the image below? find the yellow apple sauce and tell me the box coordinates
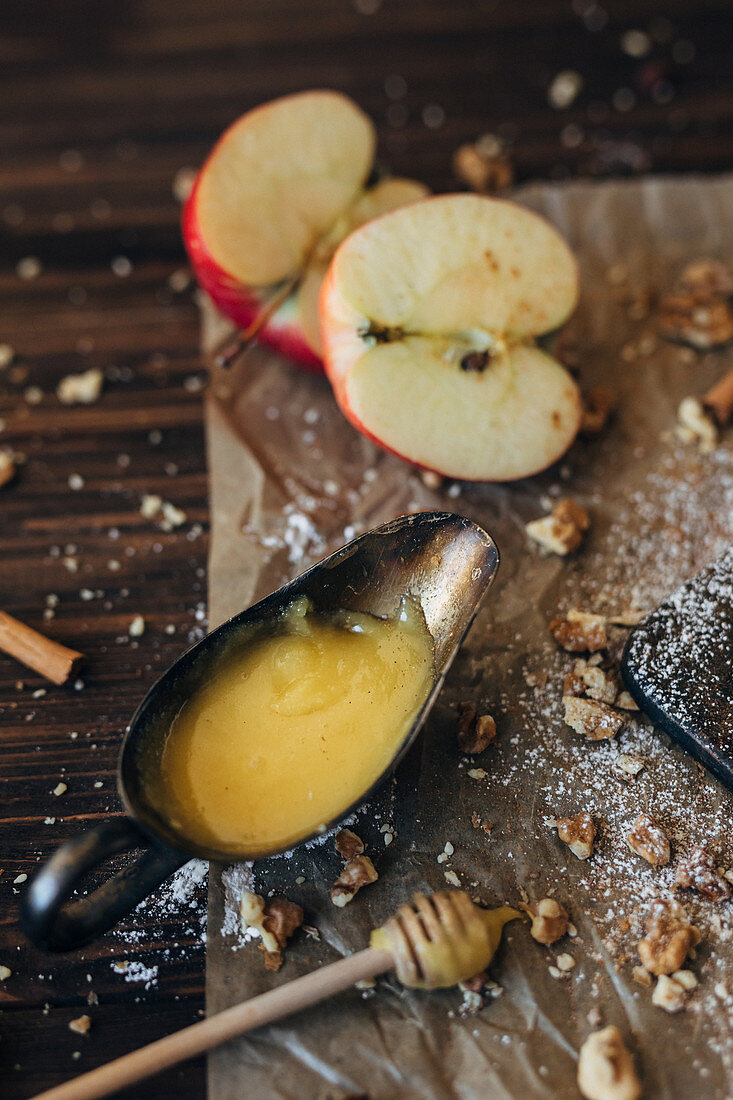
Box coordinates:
[142,597,434,857]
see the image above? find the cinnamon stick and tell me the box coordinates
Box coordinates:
[0,612,83,685]
[703,365,733,427]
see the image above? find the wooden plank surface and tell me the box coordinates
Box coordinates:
[1,1,732,1097]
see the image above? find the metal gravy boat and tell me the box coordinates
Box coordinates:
[22,511,499,951]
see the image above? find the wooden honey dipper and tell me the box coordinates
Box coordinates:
[32,891,519,1100]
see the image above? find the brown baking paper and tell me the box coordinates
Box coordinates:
[202,175,733,1099]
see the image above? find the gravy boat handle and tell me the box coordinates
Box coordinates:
[20,817,187,952]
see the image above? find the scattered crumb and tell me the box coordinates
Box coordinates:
[335,829,364,860]
[331,856,378,907]
[240,891,303,971]
[128,615,146,638]
[563,697,624,740]
[625,814,670,867]
[456,701,497,754]
[577,1026,641,1100]
[57,368,104,406]
[556,812,596,859]
[548,70,583,110]
[676,396,718,454]
[550,609,607,652]
[525,898,569,945]
[581,386,617,437]
[527,499,590,556]
[0,452,16,489]
[68,1015,91,1035]
[452,135,513,195]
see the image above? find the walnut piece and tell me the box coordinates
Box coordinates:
[550,609,607,653]
[563,697,624,741]
[68,1014,91,1035]
[680,258,733,297]
[526,498,590,556]
[557,812,596,860]
[0,451,16,489]
[471,812,493,835]
[613,754,644,778]
[638,899,701,975]
[658,260,733,349]
[331,855,378,907]
[625,814,670,867]
[659,293,733,349]
[652,973,688,1014]
[577,1026,641,1100]
[581,386,617,437]
[452,136,513,195]
[527,897,569,945]
[582,664,618,704]
[674,845,731,902]
[261,898,304,971]
[335,828,365,860]
[676,396,718,454]
[56,367,104,406]
[632,965,652,988]
[563,659,618,703]
[241,891,304,971]
[456,701,497,754]
[614,692,639,711]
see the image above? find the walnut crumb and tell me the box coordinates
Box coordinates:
[613,754,645,778]
[331,855,378,907]
[526,498,590,556]
[581,386,617,437]
[674,846,731,902]
[68,1014,91,1035]
[241,891,304,971]
[550,609,607,653]
[625,814,670,867]
[658,259,733,349]
[632,965,652,987]
[57,368,104,406]
[676,396,718,453]
[419,469,443,490]
[456,701,497,754]
[652,973,689,1014]
[557,812,596,860]
[0,452,16,489]
[563,697,624,741]
[577,1026,641,1100]
[526,897,569,945]
[615,692,639,711]
[452,136,513,195]
[471,812,493,834]
[335,829,365,860]
[638,899,701,975]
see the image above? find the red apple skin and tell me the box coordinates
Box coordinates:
[182,171,323,372]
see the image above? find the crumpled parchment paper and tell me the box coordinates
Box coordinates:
[202,174,733,1099]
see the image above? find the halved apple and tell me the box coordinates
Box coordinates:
[319,194,581,481]
[183,90,427,369]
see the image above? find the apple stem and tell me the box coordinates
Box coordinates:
[215,274,301,368]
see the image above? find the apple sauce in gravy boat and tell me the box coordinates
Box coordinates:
[22,511,498,951]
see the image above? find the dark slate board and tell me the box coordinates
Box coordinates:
[622,548,733,790]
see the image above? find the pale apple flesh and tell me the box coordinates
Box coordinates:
[183,89,427,369]
[296,177,428,355]
[320,194,581,481]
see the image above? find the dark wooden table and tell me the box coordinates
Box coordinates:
[1,2,731,1097]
